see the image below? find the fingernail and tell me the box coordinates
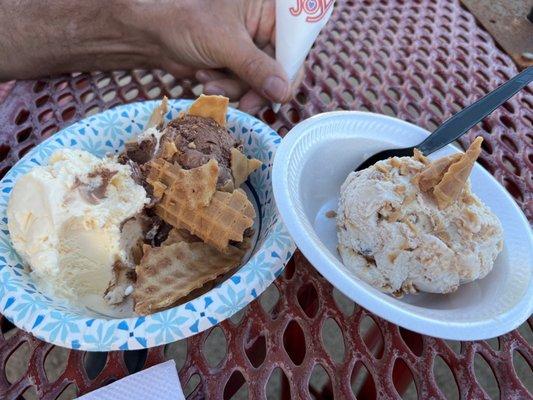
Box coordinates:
[204,84,225,96]
[262,76,288,102]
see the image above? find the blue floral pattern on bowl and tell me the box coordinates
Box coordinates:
[0,100,295,351]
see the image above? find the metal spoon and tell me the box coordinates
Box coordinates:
[355,66,533,171]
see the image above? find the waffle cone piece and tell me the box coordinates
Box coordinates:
[147,96,169,129]
[188,94,228,127]
[417,137,483,209]
[231,148,262,188]
[156,188,255,252]
[417,153,462,192]
[147,158,218,209]
[134,241,244,315]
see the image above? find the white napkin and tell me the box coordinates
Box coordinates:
[272,0,336,112]
[77,360,185,400]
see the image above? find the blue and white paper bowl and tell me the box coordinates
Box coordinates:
[0,99,295,351]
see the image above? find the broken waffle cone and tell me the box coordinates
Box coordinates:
[156,188,255,252]
[416,153,462,192]
[188,94,229,127]
[147,96,169,129]
[147,158,218,209]
[162,228,202,245]
[231,148,262,188]
[133,241,244,315]
[433,137,482,209]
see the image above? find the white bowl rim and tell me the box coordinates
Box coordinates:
[273,110,533,340]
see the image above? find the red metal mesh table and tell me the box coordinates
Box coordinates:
[0,0,532,399]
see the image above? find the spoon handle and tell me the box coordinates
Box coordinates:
[418,67,533,155]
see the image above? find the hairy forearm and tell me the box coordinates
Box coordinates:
[0,0,160,80]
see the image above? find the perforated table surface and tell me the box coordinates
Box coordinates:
[0,0,532,399]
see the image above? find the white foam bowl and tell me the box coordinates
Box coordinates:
[273,111,533,340]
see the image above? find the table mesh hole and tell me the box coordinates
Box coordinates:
[261,109,277,125]
[351,361,376,399]
[164,338,187,371]
[359,315,384,359]
[102,90,116,102]
[476,157,495,175]
[56,383,78,400]
[297,282,319,318]
[203,326,227,367]
[57,93,74,106]
[501,101,515,114]
[501,156,519,176]
[41,125,59,139]
[399,327,423,357]
[140,73,154,85]
[267,367,289,399]
[332,287,355,316]
[61,106,76,122]
[321,318,345,363]
[245,334,266,368]
[481,120,492,134]
[54,80,69,91]
[444,340,462,354]
[308,363,331,398]
[33,80,47,93]
[22,385,38,400]
[283,258,295,279]
[96,77,111,89]
[183,373,201,397]
[124,88,139,101]
[160,72,174,85]
[147,86,161,99]
[38,109,54,124]
[223,370,248,400]
[35,95,50,107]
[392,358,417,399]
[81,91,95,104]
[480,138,493,154]
[229,307,246,325]
[503,178,523,202]
[0,143,10,163]
[5,342,30,383]
[499,115,516,132]
[83,352,107,380]
[15,109,30,125]
[18,143,34,158]
[124,349,147,374]
[433,356,459,400]
[75,77,90,90]
[474,353,500,400]
[86,105,100,117]
[283,320,306,365]
[169,85,184,98]
[259,283,280,314]
[512,350,533,394]
[295,92,308,105]
[16,127,32,143]
[44,346,69,382]
[500,135,518,153]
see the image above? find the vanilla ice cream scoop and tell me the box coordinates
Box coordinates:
[7,149,148,306]
[337,143,503,296]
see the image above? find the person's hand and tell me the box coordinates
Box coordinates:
[0,0,302,112]
[143,0,300,113]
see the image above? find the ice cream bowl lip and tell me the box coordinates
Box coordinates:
[272,110,533,340]
[0,99,295,351]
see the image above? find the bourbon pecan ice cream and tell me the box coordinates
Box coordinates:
[336,138,503,296]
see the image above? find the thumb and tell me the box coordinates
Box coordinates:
[224,36,290,103]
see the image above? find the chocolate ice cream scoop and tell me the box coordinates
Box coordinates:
[162,115,239,188]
